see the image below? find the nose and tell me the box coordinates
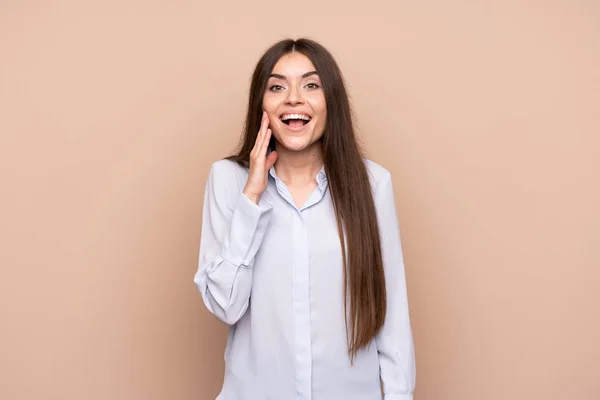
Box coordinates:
[285,85,304,106]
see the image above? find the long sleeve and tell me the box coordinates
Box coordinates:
[374,171,416,400]
[193,161,273,325]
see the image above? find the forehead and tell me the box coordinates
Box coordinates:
[271,52,317,78]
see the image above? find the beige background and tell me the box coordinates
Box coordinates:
[1,1,599,399]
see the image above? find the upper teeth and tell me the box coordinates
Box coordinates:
[281,114,311,121]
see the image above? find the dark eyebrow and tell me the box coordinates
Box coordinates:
[302,71,318,78]
[269,71,319,80]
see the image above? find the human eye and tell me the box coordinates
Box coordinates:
[305,82,320,89]
[269,84,285,92]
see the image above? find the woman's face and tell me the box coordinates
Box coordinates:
[263,52,327,153]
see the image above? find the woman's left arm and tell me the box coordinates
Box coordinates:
[374,171,416,400]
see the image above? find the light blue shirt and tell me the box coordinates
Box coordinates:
[194,158,415,400]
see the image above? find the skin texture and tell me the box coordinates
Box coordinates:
[263,52,327,155]
[241,111,277,204]
[243,52,328,207]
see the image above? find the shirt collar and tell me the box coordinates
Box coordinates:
[269,164,328,191]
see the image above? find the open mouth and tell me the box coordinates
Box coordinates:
[280,113,312,129]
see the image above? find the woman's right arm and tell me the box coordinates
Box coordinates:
[194,111,278,325]
[193,160,273,325]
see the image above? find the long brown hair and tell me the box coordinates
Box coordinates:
[226,38,386,360]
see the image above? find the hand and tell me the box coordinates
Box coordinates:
[243,111,278,204]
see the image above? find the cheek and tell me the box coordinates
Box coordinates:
[310,95,327,117]
[262,95,278,113]
[314,103,327,125]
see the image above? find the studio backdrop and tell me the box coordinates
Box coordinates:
[1,1,599,399]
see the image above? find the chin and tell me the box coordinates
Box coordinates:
[277,138,313,152]
[272,123,324,153]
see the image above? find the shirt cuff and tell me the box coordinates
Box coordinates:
[220,192,273,267]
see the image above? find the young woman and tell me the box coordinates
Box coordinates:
[194,38,415,400]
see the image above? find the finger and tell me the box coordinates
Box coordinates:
[250,115,267,158]
[258,112,270,150]
[265,150,278,170]
[260,128,272,156]
[254,111,268,149]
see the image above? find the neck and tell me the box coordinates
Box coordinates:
[274,141,324,186]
